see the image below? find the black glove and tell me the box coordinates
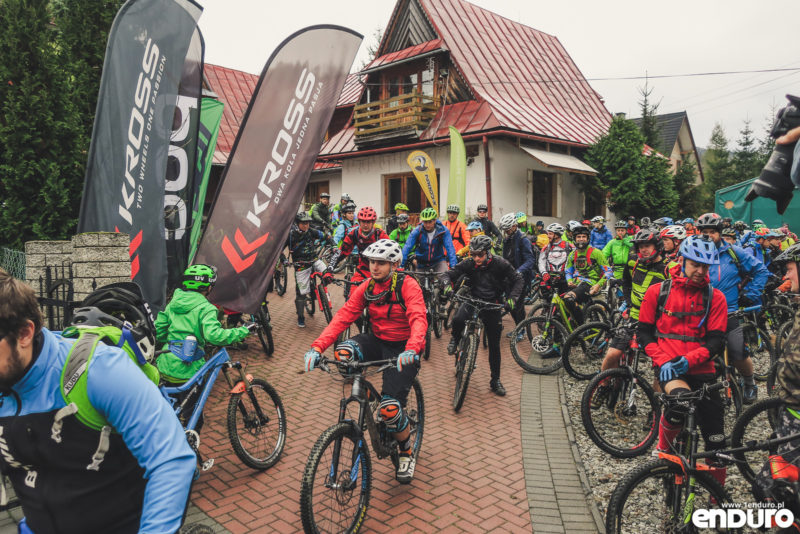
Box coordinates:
[739,295,755,308]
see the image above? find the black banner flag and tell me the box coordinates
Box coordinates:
[165,28,204,294]
[195,26,362,313]
[78,0,202,310]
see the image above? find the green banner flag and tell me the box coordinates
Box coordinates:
[189,97,224,263]
[448,127,467,221]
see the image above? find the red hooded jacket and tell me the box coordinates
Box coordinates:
[637,264,727,375]
[312,274,428,354]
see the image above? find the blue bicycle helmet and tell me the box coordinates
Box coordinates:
[679,235,719,265]
[681,218,694,225]
[467,221,483,231]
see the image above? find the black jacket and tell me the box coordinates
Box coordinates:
[474,217,502,241]
[441,255,523,302]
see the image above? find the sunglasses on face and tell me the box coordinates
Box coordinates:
[470,251,486,258]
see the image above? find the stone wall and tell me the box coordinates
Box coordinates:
[24,232,131,301]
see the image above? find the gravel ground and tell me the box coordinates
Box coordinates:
[562,369,775,532]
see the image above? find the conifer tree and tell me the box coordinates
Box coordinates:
[638,81,662,151]
[732,119,763,183]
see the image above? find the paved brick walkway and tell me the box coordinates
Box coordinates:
[0,274,602,533]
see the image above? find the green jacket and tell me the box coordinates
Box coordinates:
[602,237,633,279]
[390,226,412,247]
[155,289,248,381]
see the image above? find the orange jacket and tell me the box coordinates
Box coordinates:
[444,218,470,252]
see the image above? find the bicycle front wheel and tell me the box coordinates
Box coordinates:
[562,321,611,380]
[581,367,659,457]
[275,266,287,296]
[453,333,478,412]
[509,316,567,374]
[729,396,785,484]
[606,458,731,534]
[319,288,334,324]
[254,308,274,356]
[397,378,425,468]
[423,327,431,360]
[227,378,286,470]
[300,423,371,534]
[431,288,443,339]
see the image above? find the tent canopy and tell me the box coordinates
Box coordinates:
[715,178,800,228]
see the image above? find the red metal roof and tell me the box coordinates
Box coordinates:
[203,64,259,164]
[337,73,364,107]
[362,38,445,72]
[314,161,342,171]
[418,0,611,145]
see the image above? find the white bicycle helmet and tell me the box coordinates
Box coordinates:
[545,223,565,235]
[566,220,583,233]
[498,213,517,231]
[661,225,687,241]
[591,216,605,223]
[362,239,403,263]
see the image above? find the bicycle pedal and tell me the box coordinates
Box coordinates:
[201,458,215,471]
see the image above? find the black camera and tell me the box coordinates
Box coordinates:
[745,94,800,213]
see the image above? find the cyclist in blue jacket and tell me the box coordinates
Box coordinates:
[401,208,457,271]
[0,269,196,534]
[696,213,770,404]
[498,213,536,333]
[589,216,613,249]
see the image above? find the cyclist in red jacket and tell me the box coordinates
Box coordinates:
[330,206,389,283]
[304,239,428,484]
[637,236,728,481]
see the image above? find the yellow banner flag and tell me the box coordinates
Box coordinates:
[407,150,438,213]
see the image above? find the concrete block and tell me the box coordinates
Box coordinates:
[26,254,45,267]
[25,241,69,255]
[72,233,100,247]
[96,232,129,247]
[99,262,131,278]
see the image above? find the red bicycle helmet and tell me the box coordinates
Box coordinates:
[357,206,377,222]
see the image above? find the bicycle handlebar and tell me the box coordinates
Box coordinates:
[450,292,506,310]
[659,380,727,406]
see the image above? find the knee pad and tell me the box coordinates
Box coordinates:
[379,396,408,433]
[664,387,691,425]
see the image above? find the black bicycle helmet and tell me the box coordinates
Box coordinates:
[721,227,737,237]
[477,203,488,212]
[572,225,590,237]
[80,282,155,333]
[614,220,627,229]
[470,235,493,253]
[632,229,663,263]
[774,243,800,265]
[695,212,723,231]
[70,306,156,364]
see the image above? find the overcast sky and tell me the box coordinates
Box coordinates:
[197,0,800,148]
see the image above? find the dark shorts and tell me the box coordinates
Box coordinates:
[725,316,745,362]
[345,332,418,406]
[609,321,637,352]
[568,282,593,304]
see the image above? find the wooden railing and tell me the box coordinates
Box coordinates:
[353,91,439,139]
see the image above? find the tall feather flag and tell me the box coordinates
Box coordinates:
[447,127,467,221]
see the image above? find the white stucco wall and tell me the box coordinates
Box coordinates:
[337,137,590,225]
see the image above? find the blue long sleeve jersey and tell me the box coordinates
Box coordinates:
[710,242,770,312]
[0,329,196,534]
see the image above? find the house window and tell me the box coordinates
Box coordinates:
[384,172,439,220]
[421,64,434,97]
[304,181,329,211]
[531,171,556,217]
[584,186,605,220]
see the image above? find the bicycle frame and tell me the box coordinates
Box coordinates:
[159,348,254,431]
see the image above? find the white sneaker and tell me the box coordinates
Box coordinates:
[396,453,415,484]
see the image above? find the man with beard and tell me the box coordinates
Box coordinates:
[0,269,195,534]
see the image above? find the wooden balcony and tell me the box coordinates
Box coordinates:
[353,91,439,147]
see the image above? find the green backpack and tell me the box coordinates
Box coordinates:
[59,325,160,432]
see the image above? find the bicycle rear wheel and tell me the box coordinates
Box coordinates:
[319,287,333,324]
[300,423,371,534]
[742,323,774,381]
[227,378,286,470]
[581,367,659,457]
[509,316,566,374]
[729,396,785,483]
[453,333,478,412]
[562,321,611,380]
[605,458,731,534]
[431,287,443,338]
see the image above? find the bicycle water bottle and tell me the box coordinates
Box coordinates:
[183,335,198,361]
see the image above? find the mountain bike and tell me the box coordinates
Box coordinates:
[509,276,606,374]
[299,356,424,534]
[605,380,800,533]
[250,298,274,356]
[580,332,659,457]
[735,305,776,381]
[158,342,286,471]
[290,261,336,324]
[449,293,505,412]
[329,278,371,343]
[767,319,795,395]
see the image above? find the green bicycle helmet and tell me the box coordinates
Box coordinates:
[515,211,527,224]
[182,264,217,291]
[420,207,438,221]
[394,203,409,212]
